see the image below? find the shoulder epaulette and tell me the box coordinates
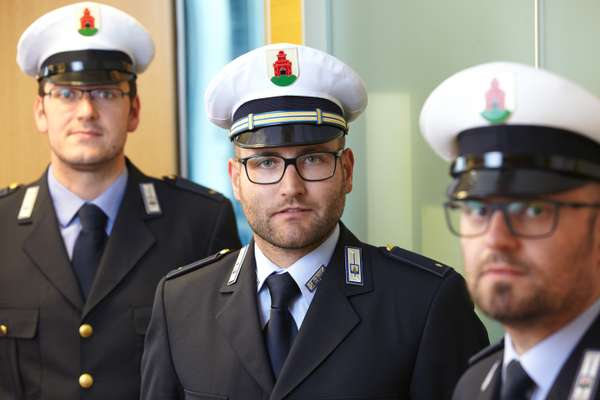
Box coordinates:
[380,245,451,278]
[469,340,504,365]
[162,175,225,200]
[0,183,21,198]
[166,249,232,280]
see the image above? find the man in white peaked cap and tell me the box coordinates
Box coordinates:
[420,62,600,400]
[0,3,240,399]
[141,43,488,400]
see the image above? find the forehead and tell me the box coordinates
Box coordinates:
[43,80,128,90]
[237,140,340,157]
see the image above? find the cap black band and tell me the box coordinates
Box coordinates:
[38,50,135,82]
[231,96,347,147]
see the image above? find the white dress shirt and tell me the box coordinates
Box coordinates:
[503,297,600,400]
[47,165,128,259]
[255,223,340,330]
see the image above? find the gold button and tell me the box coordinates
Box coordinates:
[79,324,93,338]
[0,324,7,336]
[79,373,94,389]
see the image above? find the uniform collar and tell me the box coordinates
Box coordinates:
[255,223,340,298]
[47,164,128,232]
[503,297,600,399]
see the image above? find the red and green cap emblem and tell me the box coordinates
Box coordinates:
[78,7,100,36]
[481,78,512,124]
[267,48,299,87]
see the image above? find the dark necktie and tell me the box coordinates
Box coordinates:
[501,360,536,400]
[71,204,108,299]
[264,272,300,379]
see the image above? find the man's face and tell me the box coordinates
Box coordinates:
[229,138,354,251]
[33,81,140,171]
[461,184,600,328]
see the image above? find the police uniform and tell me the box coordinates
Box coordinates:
[141,43,489,400]
[0,3,241,400]
[419,62,600,400]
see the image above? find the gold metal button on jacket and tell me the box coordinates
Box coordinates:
[79,373,94,389]
[79,324,93,338]
[0,324,7,336]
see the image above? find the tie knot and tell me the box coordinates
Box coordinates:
[502,360,536,400]
[78,203,108,232]
[266,272,299,309]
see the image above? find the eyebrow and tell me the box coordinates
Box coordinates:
[244,146,334,158]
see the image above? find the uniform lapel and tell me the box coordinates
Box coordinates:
[215,243,275,394]
[22,172,84,311]
[546,313,600,400]
[83,163,156,316]
[270,224,371,400]
[475,357,502,400]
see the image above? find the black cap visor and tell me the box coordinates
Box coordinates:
[449,169,590,199]
[233,124,345,148]
[39,50,135,84]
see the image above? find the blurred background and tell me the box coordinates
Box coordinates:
[2,0,599,341]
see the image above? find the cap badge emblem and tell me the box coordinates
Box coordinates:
[481,78,511,124]
[268,48,298,86]
[78,7,99,36]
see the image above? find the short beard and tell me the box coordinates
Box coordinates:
[245,186,345,251]
[470,253,558,326]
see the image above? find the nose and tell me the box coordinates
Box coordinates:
[484,210,519,250]
[279,162,306,197]
[74,93,99,120]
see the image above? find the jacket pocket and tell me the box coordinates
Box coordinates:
[184,389,228,400]
[0,308,40,399]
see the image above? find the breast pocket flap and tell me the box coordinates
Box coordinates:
[0,308,39,339]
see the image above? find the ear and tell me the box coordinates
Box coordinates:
[228,158,242,201]
[340,148,355,194]
[126,96,141,132]
[33,96,48,133]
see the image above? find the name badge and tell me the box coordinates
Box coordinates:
[305,265,326,292]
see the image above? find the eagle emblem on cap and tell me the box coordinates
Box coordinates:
[481,78,512,124]
[78,7,100,36]
[268,48,298,86]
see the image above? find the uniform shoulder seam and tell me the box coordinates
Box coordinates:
[161,175,226,201]
[166,249,232,280]
[0,183,22,199]
[380,245,452,278]
[469,340,504,365]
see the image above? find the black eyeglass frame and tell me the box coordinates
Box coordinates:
[237,148,345,185]
[443,198,600,239]
[42,87,132,102]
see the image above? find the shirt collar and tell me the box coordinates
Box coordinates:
[255,223,340,298]
[47,165,128,230]
[503,297,600,397]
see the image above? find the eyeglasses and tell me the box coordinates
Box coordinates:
[444,199,600,238]
[237,149,344,184]
[43,87,131,107]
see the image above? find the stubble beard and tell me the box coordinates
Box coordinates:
[244,186,346,251]
[469,254,558,326]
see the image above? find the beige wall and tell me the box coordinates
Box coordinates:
[0,0,178,187]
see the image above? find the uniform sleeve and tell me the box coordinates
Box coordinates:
[208,198,241,254]
[141,278,183,400]
[409,271,489,400]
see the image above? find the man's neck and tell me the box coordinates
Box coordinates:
[506,294,600,355]
[50,157,126,200]
[253,229,336,268]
